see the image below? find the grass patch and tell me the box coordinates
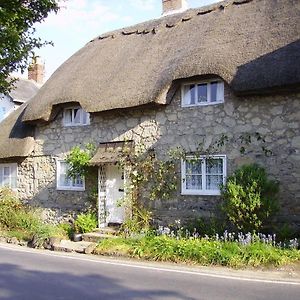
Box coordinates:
[95,235,300,268]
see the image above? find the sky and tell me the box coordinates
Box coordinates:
[29,0,221,80]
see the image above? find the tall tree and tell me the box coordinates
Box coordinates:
[0,0,60,94]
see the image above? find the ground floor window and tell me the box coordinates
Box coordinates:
[181,155,226,195]
[56,160,85,191]
[0,163,17,189]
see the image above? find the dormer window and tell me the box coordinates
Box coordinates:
[182,79,224,107]
[63,107,90,126]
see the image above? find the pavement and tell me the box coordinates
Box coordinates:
[0,242,300,300]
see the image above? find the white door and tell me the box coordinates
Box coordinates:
[105,164,125,224]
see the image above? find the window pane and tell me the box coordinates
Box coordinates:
[60,174,71,187]
[188,84,196,105]
[3,176,10,186]
[206,158,223,174]
[197,84,207,103]
[206,175,223,190]
[210,81,218,102]
[186,175,202,190]
[217,82,224,101]
[60,162,67,174]
[64,109,72,124]
[73,176,83,187]
[82,111,88,124]
[186,160,202,174]
[73,108,81,124]
[10,176,17,189]
[3,167,10,176]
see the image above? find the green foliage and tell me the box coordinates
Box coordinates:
[274,223,296,242]
[0,0,59,94]
[0,187,66,244]
[96,236,300,268]
[121,205,152,236]
[66,143,96,178]
[184,217,226,237]
[74,211,97,233]
[221,164,279,232]
[57,223,74,239]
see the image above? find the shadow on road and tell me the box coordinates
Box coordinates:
[0,262,195,300]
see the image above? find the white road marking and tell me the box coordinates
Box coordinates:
[0,243,299,286]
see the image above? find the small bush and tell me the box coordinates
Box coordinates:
[74,211,97,233]
[57,223,74,239]
[221,164,279,232]
[0,187,67,245]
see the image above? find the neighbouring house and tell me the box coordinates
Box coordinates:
[0,57,43,122]
[0,0,299,229]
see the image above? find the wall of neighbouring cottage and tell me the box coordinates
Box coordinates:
[14,83,300,228]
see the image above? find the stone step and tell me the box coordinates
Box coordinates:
[82,232,118,243]
[93,226,120,236]
[52,240,96,254]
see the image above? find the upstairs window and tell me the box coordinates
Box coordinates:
[182,79,224,107]
[181,155,226,195]
[56,160,85,191]
[0,163,17,189]
[63,107,90,126]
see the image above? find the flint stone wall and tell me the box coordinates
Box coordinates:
[15,83,300,228]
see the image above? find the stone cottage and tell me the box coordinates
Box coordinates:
[0,0,299,228]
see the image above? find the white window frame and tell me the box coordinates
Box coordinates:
[56,160,85,191]
[63,106,90,126]
[0,163,18,190]
[181,155,226,196]
[181,79,224,107]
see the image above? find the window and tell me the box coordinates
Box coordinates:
[182,79,224,107]
[63,107,90,126]
[56,160,85,191]
[0,163,17,189]
[181,155,226,195]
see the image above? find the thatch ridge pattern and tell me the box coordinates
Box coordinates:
[21,0,300,123]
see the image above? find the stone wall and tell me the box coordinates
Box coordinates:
[15,83,300,228]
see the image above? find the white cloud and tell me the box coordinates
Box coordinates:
[38,0,120,32]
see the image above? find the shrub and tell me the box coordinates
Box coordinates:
[74,211,97,233]
[0,188,27,230]
[57,223,74,239]
[221,164,279,232]
[0,187,67,244]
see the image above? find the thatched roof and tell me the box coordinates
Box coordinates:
[0,105,35,159]
[22,0,300,122]
[9,78,40,104]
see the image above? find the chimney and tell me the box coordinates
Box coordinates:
[162,0,188,16]
[28,56,45,84]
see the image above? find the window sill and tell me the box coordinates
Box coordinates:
[57,187,85,192]
[63,123,90,127]
[181,190,221,196]
[182,101,224,108]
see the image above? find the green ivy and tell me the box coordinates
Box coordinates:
[66,143,96,178]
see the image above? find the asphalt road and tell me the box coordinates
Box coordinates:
[0,243,299,300]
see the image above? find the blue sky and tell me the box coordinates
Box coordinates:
[33,0,220,80]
